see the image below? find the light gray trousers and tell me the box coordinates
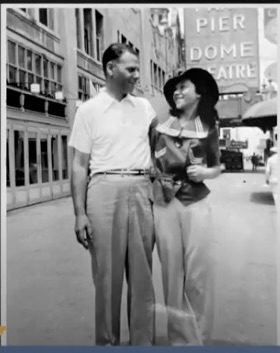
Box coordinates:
[86,174,155,345]
[154,197,215,345]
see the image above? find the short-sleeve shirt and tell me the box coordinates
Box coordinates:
[68,90,157,176]
[152,115,220,206]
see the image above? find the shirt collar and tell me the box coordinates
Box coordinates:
[100,90,135,112]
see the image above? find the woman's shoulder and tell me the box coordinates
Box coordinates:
[156,116,180,136]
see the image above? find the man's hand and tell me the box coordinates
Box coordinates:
[75,214,93,250]
[186,165,207,183]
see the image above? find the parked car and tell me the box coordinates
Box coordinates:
[220,149,244,171]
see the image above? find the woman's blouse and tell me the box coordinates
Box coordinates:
[151,115,220,206]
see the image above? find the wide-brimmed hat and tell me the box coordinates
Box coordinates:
[163,68,219,109]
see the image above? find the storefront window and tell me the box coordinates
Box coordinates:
[14,130,25,186]
[51,135,59,181]
[28,131,38,184]
[40,135,49,183]
[61,135,68,179]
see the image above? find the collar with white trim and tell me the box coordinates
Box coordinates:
[156,116,208,139]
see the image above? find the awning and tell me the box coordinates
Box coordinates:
[242,97,277,132]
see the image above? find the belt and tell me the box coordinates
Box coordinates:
[94,169,150,176]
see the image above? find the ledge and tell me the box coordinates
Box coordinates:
[7,85,67,119]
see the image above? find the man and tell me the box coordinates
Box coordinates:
[251,153,258,171]
[68,43,157,345]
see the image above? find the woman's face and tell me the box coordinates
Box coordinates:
[173,79,200,110]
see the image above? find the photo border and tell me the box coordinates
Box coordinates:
[1,1,280,350]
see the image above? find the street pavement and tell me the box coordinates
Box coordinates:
[6,170,278,345]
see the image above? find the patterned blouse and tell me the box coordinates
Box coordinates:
[151,115,220,206]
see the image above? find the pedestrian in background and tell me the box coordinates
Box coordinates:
[69,43,157,345]
[265,146,279,208]
[251,153,258,171]
[151,68,221,345]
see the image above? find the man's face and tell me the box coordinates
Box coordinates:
[110,51,140,94]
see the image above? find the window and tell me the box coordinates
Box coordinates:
[14,130,25,186]
[153,63,157,87]
[117,30,120,43]
[95,10,103,62]
[39,8,54,30]
[150,60,153,88]
[28,131,38,184]
[7,40,63,97]
[78,75,89,101]
[35,54,41,75]
[84,9,93,56]
[18,46,25,68]
[43,58,49,94]
[40,134,49,183]
[50,62,55,80]
[51,135,59,181]
[8,41,16,65]
[39,8,48,25]
[57,65,62,83]
[56,65,62,92]
[18,47,26,89]
[61,136,68,179]
[7,130,10,187]
[75,9,81,49]
[27,50,32,71]
[7,41,17,85]
[158,67,162,90]
[162,70,165,86]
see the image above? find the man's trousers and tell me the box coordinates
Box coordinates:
[86,174,155,345]
[154,197,215,345]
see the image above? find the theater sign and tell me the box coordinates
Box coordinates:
[184,8,260,94]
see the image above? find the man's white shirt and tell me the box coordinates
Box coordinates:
[69,90,156,176]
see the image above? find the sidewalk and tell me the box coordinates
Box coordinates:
[7,197,166,345]
[7,172,277,345]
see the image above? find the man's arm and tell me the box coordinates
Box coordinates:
[71,148,93,249]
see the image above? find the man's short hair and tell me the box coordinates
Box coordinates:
[102,43,138,76]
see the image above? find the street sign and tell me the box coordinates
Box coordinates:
[184,8,260,94]
[229,140,248,149]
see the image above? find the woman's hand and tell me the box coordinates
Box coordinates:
[186,165,207,182]
[186,165,221,182]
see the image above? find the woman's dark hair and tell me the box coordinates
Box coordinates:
[170,80,219,129]
[102,43,138,76]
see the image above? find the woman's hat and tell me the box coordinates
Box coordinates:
[163,67,219,109]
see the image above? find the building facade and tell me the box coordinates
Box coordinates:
[6,7,182,210]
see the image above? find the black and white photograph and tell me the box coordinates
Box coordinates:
[2,3,279,346]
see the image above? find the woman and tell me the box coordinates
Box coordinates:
[151,68,221,345]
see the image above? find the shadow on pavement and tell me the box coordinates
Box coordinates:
[250,191,275,205]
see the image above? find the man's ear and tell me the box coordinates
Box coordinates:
[106,61,114,78]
